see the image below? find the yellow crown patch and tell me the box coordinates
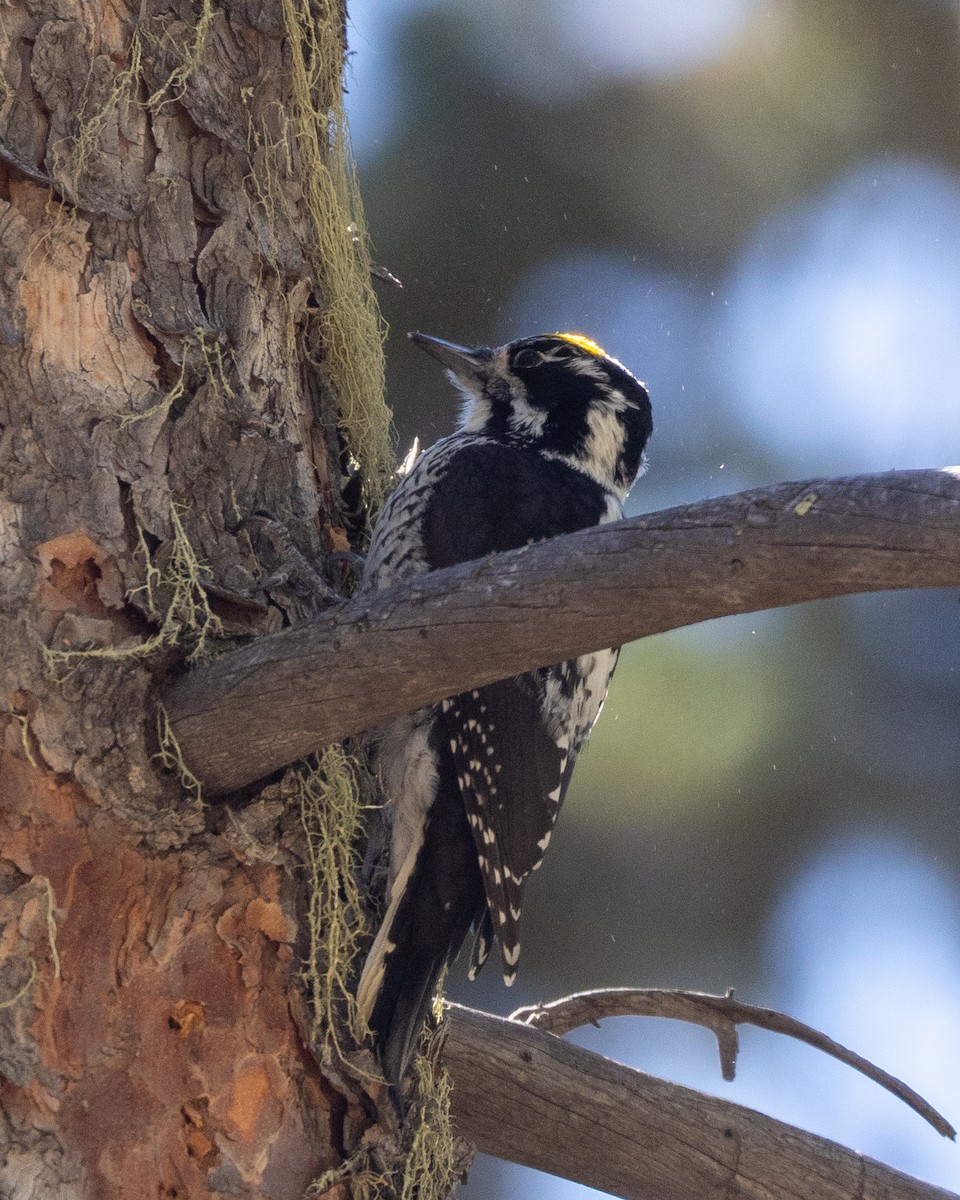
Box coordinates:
[555,332,607,357]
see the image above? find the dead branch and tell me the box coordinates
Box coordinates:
[165,468,960,794]
[510,987,956,1139]
[441,1003,960,1200]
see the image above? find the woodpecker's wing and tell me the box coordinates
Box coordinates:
[420,440,615,982]
[441,676,570,983]
[419,437,613,565]
[468,909,495,979]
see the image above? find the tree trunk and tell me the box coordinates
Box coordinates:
[2,5,957,1200]
[0,2,392,1195]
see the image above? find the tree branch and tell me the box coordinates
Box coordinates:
[165,469,960,794]
[440,1004,960,1200]
[509,988,956,1139]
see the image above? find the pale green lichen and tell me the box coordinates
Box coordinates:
[0,959,37,1011]
[399,1056,460,1200]
[306,1052,461,1200]
[143,0,215,111]
[274,0,395,516]
[40,876,61,982]
[307,1150,391,1200]
[294,746,373,1064]
[43,502,223,679]
[155,703,204,804]
[13,713,37,769]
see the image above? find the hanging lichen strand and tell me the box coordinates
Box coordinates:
[293,745,372,1066]
[279,0,395,516]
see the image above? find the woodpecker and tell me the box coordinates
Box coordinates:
[356,330,653,1088]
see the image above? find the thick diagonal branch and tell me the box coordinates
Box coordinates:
[165,469,960,794]
[441,1004,960,1200]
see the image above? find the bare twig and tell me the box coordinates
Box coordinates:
[510,987,956,1140]
[165,469,960,794]
[441,1004,960,1200]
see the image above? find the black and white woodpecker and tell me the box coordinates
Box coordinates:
[356,330,653,1088]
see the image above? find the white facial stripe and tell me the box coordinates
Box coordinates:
[507,394,547,439]
[593,386,630,413]
[458,379,491,431]
[584,403,626,486]
[570,356,607,379]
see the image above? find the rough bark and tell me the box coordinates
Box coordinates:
[0,2,386,1195]
[165,468,960,794]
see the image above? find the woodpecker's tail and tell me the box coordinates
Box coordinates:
[358,764,486,1092]
[357,842,445,1089]
[363,942,446,1090]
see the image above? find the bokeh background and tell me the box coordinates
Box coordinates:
[344,1,960,1194]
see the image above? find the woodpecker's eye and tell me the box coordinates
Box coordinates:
[513,348,542,370]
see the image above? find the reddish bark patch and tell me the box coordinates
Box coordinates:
[0,751,336,1197]
[35,533,125,613]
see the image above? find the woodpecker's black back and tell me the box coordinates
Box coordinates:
[357,331,652,1090]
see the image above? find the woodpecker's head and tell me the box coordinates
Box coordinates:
[409,330,653,498]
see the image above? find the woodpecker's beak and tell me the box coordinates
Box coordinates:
[408,331,491,387]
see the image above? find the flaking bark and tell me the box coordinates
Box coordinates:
[0,3,385,1195]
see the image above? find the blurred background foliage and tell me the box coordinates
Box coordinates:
[344,0,960,1194]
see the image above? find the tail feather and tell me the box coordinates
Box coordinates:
[357,836,445,1089]
[368,946,446,1090]
[356,831,420,1028]
[359,727,486,1092]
